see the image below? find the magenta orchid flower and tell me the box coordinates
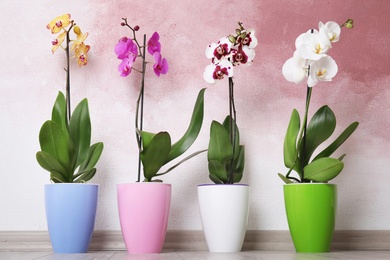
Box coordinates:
[147,32,161,55]
[115,24,168,78]
[153,52,169,77]
[118,57,135,77]
[115,37,138,61]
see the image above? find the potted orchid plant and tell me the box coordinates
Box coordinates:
[114,18,205,254]
[280,19,357,253]
[37,14,103,253]
[197,22,257,253]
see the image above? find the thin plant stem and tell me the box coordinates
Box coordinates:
[65,22,75,123]
[285,28,315,183]
[300,86,312,180]
[135,34,147,182]
[228,77,237,184]
[299,28,315,182]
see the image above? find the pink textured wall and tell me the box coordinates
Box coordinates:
[0,0,389,231]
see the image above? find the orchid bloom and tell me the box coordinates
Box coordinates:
[297,29,331,61]
[236,28,258,49]
[203,23,257,84]
[47,14,71,34]
[283,20,342,88]
[71,25,89,51]
[307,56,338,87]
[205,37,233,61]
[51,31,66,53]
[203,59,233,84]
[153,52,169,77]
[319,21,341,43]
[74,42,90,67]
[231,45,255,66]
[115,37,138,61]
[147,32,161,55]
[47,14,90,68]
[118,57,134,77]
[115,20,168,78]
[282,50,310,84]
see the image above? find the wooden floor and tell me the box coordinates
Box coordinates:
[1,250,389,260]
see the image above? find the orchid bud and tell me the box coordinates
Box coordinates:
[228,35,236,43]
[345,19,354,29]
[134,25,140,31]
[236,29,241,36]
[121,22,126,26]
[73,25,81,35]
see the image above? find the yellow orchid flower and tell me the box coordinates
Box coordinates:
[71,28,89,51]
[47,14,71,34]
[75,43,90,67]
[51,31,67,53]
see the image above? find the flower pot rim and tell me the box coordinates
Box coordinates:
[198,183,249,187]
[284,183,336,186]
[44,183,99,186]
[117,182,171,186]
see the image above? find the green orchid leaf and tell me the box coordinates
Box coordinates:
[36,151,68,180]
[304,105,336,166]
[208,160,228,183]
[207,120,233,163]
[167,88,205,162]
[313,122,359,161]
[156,149,207,176]
[209,173,224,184]
[278,173,293,184]
[139,131,156,151]
[232,173,243,183]
[50,171,67,183]
[304,157,344,182]
[51,92,67,131]
[234,145,245,176]
[222,117,245,183]
[338,154,346,161]
[78,142,104,173]
[141,132,171,182]
[74,168,96,183]
[284,109,300,168]
[222,116,240,160]
[69,99,91,170]
[39,120,70,172]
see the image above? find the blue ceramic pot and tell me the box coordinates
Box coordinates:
[45,183,99,253]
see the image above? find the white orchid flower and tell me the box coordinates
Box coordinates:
[297,29,331,61]
[282,50,311,84]
[231,45,255,66]
[319,21,341,43]
[307,55,338,87]
[203,59,234,84]
[205,37,233,62]
[295,29,318,49]
[238,28,258,49]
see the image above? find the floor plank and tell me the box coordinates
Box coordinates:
[0,251,388,260]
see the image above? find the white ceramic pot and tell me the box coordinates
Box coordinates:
[197,184,250,252]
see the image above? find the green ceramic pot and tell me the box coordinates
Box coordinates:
[284,183,337,252]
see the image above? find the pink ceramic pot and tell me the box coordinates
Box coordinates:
[117,183,171,254]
